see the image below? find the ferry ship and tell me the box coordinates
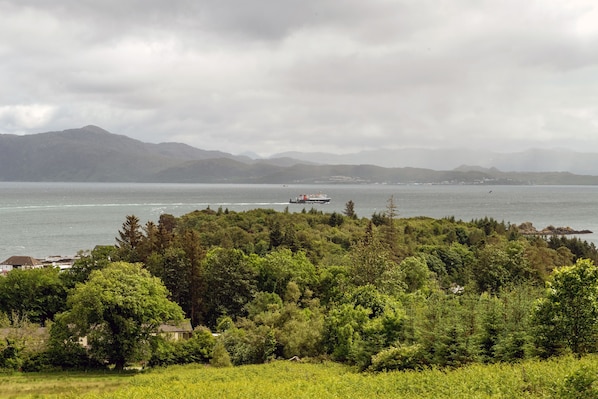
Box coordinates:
[289,193,331,204]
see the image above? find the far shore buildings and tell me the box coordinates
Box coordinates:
[0,255,78,275]
[0,256,43,275]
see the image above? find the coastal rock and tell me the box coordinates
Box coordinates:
[517,222,592,236]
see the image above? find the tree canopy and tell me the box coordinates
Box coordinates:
[0,267,67,325]
[532,258,598,358]
[58,262,184,370]
[5,204,598,372]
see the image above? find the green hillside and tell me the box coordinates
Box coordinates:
[2,126,598,183]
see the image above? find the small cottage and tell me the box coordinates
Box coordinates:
[0,256,43,274]
[158,320,194,341]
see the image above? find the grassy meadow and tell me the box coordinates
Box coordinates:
[0,371,133,398]
[3,355,597,399]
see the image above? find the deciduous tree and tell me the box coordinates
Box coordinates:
[532,258,598,357]
[59,262,184,370]
[0,268,67,325]
[202,248,257,327]
[349,222,403,294]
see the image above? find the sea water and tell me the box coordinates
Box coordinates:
[1,182,597,261]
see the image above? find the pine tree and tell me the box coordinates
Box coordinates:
[115,215,144,262]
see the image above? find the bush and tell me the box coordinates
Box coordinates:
[210,340,232,368]
[178,327,216,363]
[47,316,102,370]
[20,352,53,372]
[149,327,216,367]
[369,344,428,372]
[0,339,22,371]
[148,337,177,367]
[220,322,277,365]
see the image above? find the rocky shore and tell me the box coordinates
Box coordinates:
[518,222,593,236]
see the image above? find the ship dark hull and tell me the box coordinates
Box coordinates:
[289,198,331,204]
[289,194,331,204]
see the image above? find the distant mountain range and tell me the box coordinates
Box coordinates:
[2,125,598,185]
[271,148,598,175]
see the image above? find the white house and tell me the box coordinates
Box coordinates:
[0,256,43,275]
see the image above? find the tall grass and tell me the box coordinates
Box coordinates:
[1,355,595,398]
[0,371,133,399]
[75,355,598,399]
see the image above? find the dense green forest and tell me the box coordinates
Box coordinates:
[2,198,598,374]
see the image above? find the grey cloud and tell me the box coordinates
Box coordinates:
[2,0,598,156]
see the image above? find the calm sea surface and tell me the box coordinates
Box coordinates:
[1,182,598,261]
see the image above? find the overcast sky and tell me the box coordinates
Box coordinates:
[1,1,598,156]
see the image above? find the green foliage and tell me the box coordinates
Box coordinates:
[147,336,177,367]
[472,217,509,237]
[245,292,283,318]
[201,248,257,327]
[419,243,474,287]
[276,307,324,358]
[323,303,370,362]
[5,204,595,373]
[219,320,277,365]
[0,316,54,371]
[242,283,325,360]
[149,247,192,313]
[370,344,428,372]
[476,294,504,362]
[108,207,598,369]
[27,355,598,399]
[255,249,317,297]
[0,338,22,371]
[47,315,101,370]
[210,340,233,368]
[548,235,598,263]
[328,212,344,227]
[181,326,217,363]
[115,215,145,262]
[348,223,403,294]
[559,366,598,399]
[324,286,405,369]
[343,200,356,219]
[275,295,325,358]
[431,323,475,368]
[0,267,68,325]
[67,245,118,284]
[532,259,598,358]
[59,262,184,370]
[399,256,434,293]
[149,326,216,367]
[473,240,539,293]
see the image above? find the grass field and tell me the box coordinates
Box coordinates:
[2,355,597,398]
[0,371,134,399]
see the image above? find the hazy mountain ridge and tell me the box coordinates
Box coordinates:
[272,148,598,175]
[2,126,598,184]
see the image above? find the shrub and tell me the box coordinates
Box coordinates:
[0,339,22,371]
[178,327,216,363]
[369,344,428,372]
[220,322,277,365]
[210,340,232,368]
[148,337,177,367]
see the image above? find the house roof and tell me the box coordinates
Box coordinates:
[0,256,43,266]
[0,327,48,339]
[158,320,193,333]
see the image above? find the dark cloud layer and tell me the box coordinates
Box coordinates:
[2,0,598,155]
